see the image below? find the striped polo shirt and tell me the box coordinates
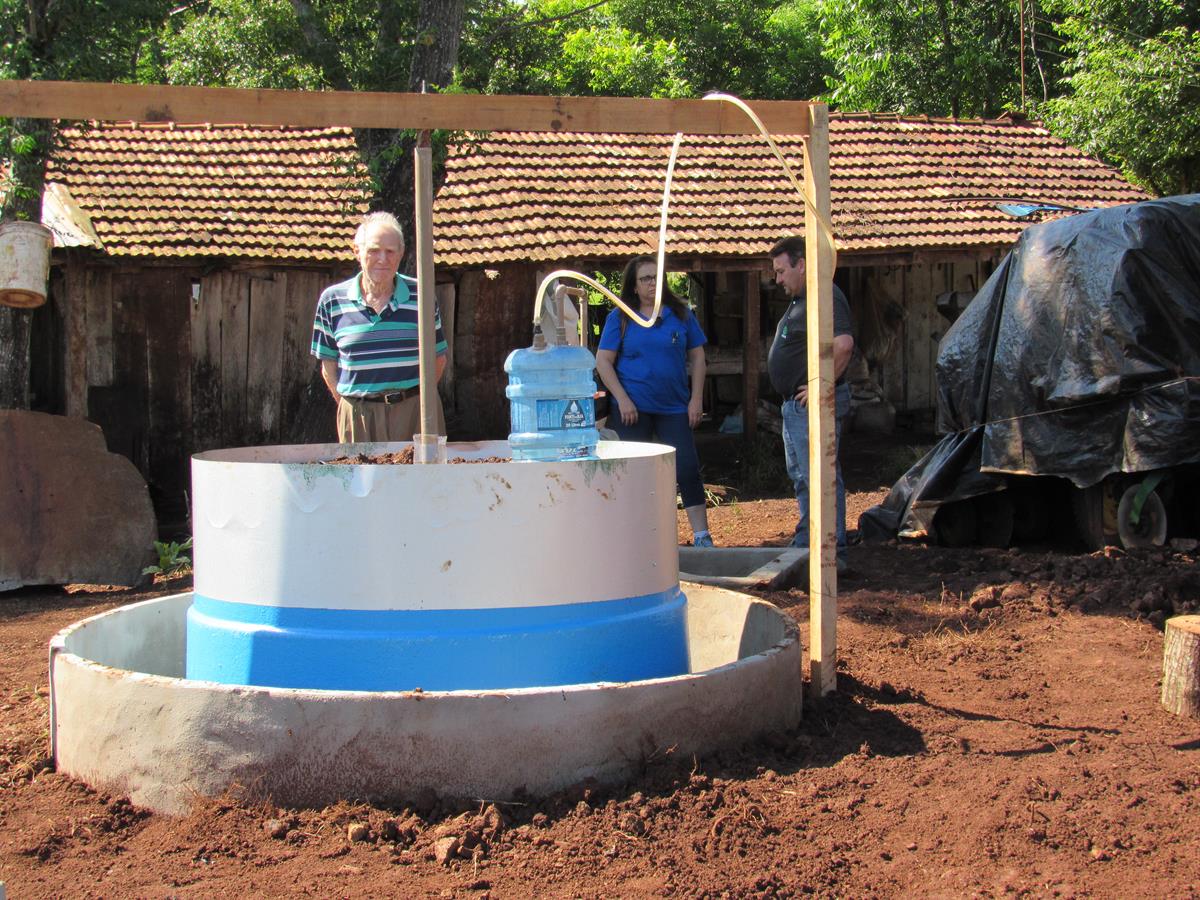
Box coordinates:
[311,273,447,397]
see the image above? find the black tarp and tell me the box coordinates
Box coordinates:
[861,194,1200,541]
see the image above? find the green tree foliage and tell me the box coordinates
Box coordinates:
[155,0,327,89]
[762,0,836,101]
[458,0,828,101]
[1042,0,1200,194]
[150,0,426,91]
[460,0,690,98]
[1,0,171,83]
[819,0,1031,117]
[615,0,820,98]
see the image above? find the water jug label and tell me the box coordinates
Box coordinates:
[536,397,595,430]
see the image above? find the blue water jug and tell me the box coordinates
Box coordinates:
[504,333,600,461]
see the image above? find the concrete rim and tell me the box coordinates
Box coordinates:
[50,585,803,815]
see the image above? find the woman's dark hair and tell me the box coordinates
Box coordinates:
[619,255,689,321]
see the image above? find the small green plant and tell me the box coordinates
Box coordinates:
[143,537,194,577]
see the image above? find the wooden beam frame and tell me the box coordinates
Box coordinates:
[0,81,811,136]
[2,78,838,695]
[803,104,839,697]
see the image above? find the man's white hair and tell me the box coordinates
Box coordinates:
[354,211,404,246]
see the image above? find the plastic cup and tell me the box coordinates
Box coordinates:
[413,433,447,464]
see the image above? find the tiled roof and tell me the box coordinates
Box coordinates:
[39,113,1148,266]
[433,114,1150,266]
[47,122,370,260]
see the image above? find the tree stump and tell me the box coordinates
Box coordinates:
[1161,615,1200,719]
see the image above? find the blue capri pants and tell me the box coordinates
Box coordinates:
[611,411,705,508]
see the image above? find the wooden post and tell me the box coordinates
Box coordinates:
[1162,615,1200,718]
[804,103,837,696]
[413,130,441,456]
[577,292,589,348]
[742,270,760,437]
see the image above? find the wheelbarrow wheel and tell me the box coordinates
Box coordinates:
[1116,484,1168,548]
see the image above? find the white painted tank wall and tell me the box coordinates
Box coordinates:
[192,439,678,611]
[50,586,802,815]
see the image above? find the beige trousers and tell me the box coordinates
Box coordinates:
[336,391,445,443]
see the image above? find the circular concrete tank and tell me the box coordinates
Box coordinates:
[49,585,802,815]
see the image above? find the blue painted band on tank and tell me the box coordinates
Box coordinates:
[185,588,689,692]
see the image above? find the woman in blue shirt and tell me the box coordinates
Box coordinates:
[595,255,714,547]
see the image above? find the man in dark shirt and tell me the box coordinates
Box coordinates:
[766,236,855,568]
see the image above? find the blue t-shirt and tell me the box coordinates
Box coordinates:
[598,305,707,414]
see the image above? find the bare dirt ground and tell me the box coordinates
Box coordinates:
[2,432,1200,898]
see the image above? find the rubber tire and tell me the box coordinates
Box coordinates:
[1116,485,1168,548]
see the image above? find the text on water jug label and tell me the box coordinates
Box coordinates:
[536,397,595,430]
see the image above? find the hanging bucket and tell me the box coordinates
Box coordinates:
[0,221,53,309]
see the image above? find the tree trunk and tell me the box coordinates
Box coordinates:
[1162,615,1200,719]
[354,0,465,264]
[0,307,33,409]
[408,0,464,92]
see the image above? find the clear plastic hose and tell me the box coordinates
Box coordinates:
[532,133,683,330]
[530,94,838,328]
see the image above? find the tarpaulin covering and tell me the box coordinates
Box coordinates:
[861,194,1200,541]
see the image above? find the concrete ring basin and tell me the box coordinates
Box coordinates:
[49,585,802,815]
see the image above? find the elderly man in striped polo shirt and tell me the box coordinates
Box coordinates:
[311,212,448,442]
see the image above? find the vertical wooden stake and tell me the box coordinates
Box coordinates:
[414,131,440,443]
[804,103,837,696]
[742,269,760,437]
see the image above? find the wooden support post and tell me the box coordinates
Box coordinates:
[577,293,589,348]
[413,131,440,457]
[741,270,760,437]
[1162,615,1200,718]
[804,103,838,696]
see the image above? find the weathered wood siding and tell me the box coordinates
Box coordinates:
[849,255,1000,424]
[51,258,347,526]
[452,264,539,440]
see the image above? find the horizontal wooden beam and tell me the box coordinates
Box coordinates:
[0,81,812,136]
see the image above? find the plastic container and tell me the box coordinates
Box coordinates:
[0,221,52,309]
[504,336,600,461]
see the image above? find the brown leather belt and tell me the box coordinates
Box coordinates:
[358,387,418,404]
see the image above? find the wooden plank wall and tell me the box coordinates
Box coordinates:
[852,255,999,426]
[453,264,540,440]
[59,260,345,528]
[191,267,341,452]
